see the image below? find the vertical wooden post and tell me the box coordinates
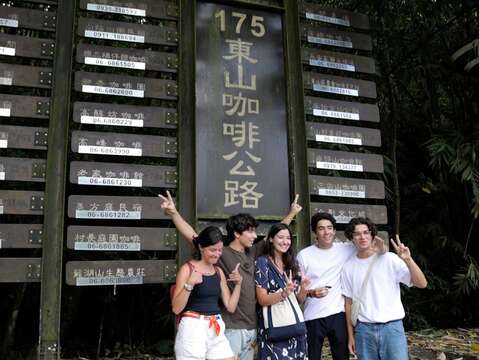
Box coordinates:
[177,0,196,264]
[283,0,311,249]
[38,0,75,358]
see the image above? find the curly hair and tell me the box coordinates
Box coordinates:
[344,217,378,240]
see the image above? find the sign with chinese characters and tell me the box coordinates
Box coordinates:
[0,126,48,150]
[304,72,377,99]
[0,63,52,88]
[65,260,177,286]
[71,131,177,158]
[310,202,388,224]
[300,3,370,30]
[305,96,380,123]
[0,190,44,215]
[302,48,376,75]
[67,195,170,220]
[0,33,55,59]
[73,102,177,129]
[196,2,290,217]
[0,95,50,119]
[0,224,43,248]
[79,0,178,20]
[76,44,177,72]
[302,24,372,51]
[306,122,381,147]
[308,149,384,173]
[0,157,46,182]
[77,17,177,46]
[0,7,56,31]
[309,175,385,199]
[67,226,177,251]
[74,71,177,100]
[0,258,41,282]
[70,161,177,188]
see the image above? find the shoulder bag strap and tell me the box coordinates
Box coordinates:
[356,255,379,304]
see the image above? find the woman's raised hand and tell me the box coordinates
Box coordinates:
[158,190,178,216]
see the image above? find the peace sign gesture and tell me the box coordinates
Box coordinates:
[158,190,178,216]
[283,270,296,298]
[390,234,412,262]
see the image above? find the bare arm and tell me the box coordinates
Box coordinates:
[296,271,310,304]
[159,190,198,242]
[344,296,356,356]
[391,235,428,288]
[171,263,202,315]
[281,194,302,225]
[219,265,242,313]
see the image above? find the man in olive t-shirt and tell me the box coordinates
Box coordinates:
[159,191,301,360]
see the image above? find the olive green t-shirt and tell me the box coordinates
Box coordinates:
[217,240,266,330]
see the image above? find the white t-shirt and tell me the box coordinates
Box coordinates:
[341,252,412,323]
[297,241,356,321]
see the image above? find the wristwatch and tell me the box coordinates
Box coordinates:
[184,283,194,292]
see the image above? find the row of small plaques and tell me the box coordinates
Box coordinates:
[79,0,178,20]
[0,258,176,284]
[0,223,177,250]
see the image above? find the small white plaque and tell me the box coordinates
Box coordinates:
[318,189,366,198]
[78,145,142,157]
[78,176,142,187]
[315,134,362,145]
[84,57,146,70]
[307,36,353,48]
[0,172,5,180]
[84,30,145,43]
[335,215,353,224]
[0,239,2,248]
[0,139,7,148]
[0,47,15,56]
[309,59,355,72]
[80,115,144,127]
[82,85,145,98]
[74,242,141,251]
[87,4,146,17]
[0,205,3,214]
[75,210,142,219]
[0,18,19,28]
[305,12,350,27]
[313,109,360,120]
[76,275,144,286]
[316,161,364,172]
[313,84,359,97]
[0,77,13,86]
[0,108,10,117]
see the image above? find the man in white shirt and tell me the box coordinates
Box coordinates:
[341,217,427,360]
[296,212,355,360]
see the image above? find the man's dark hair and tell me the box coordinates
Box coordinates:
[344,217,378,240]
[225,213,258,244]
[311,212,337,232]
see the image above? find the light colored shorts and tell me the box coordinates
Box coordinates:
[175,314,234,360]
[224,328,257,360]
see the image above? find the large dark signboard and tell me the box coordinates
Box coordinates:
[0,95,50,119]
[0,157,46,182]
[311,202,388,224]
[0,7,56,32]
[0,258,41,282]
[0,33,55,59]
[0,224,43,249]
[196,2,290,218]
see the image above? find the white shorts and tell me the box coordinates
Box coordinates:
[175,314,234,360]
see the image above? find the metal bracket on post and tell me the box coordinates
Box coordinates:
[38,342,58,360]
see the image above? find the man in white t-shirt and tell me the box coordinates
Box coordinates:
[341,217,427,360]
[296,212,355,360]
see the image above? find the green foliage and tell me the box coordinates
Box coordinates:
[453,256,479,295]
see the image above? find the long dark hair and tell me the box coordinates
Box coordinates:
[192,226,223,260]
[262,223,298,275]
